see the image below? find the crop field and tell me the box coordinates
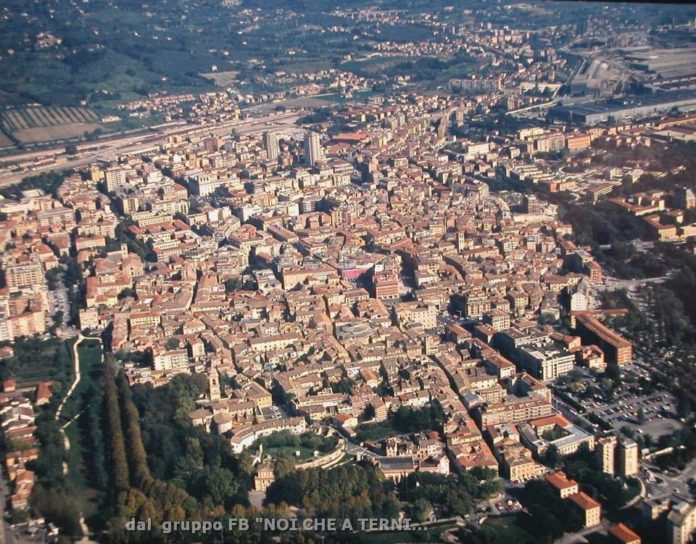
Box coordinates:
[1,105,101,143]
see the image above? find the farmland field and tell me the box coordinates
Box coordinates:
[201,70,240,87]
[0,133,13,148]
[12,124,101,144]
[1,105,102,144]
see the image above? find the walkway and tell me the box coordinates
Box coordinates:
[55,335,103,422]
[55,334,85,422]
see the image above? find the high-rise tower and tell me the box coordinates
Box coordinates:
[304,131,322,166]
[263,130,279,161]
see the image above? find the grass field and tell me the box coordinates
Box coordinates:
[477,515,535,543]
[354,420,401,443]
[266,445,315,461]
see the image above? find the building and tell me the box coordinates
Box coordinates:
[4,262,43,291]
[545,471,579,498]
[549,91,696,125]
[569,491,602,527]
[253,460,275,492]
[608,523,641,544]
[597,435,617,476]
[373,270,399,300]
[570,290,589,312]
[376,455,449,483]
[566,133,592,151]
[575,314,632,365]
[152,349,189,371]
[521,414,595,457]
[264,131,279,161]
[229,417,306,453]
[394,302,438,330]
[476,394,554,427]
[304,131,323,166]
[518,343,575,381]
[668,502,696,544]
[674,187,695,210]
[105,167,127,192]
[618,438,639,477]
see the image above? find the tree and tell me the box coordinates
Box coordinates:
[118,287,136,300]
[543,445,561,468]
[65,143,78,155]
[274,457,296,479]
[104,362,130,498]
[410,497,433,522]
[362,403,376,422]
[225,277,243,293]
[265,462,399,522]
[331,377,355,395]
[30,484,83,537]
[45,267,61,290]
[605,364,621,385]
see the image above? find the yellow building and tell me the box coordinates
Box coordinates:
[618,438,639,477]
[597,435,617,476]
[569,491,601,527]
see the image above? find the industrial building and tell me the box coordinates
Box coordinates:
[550,91,696,125]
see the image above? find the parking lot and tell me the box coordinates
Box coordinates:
[588,392,682,439]
[554,362,684,442]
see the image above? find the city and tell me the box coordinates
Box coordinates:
[1,1,696,544]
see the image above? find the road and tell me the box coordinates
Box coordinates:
[644,455,696,502]
[0,470,14,544]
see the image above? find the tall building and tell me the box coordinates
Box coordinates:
[618,438,639,477]
[596,435,617,476]
[105,167,127,193]
[208,369,221,402]
[4,261,44,291]
[575,313,632,365]
[264,130,279,161]
[304,131,322,166]
[674,187,695,210]
[668,502,696,544]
